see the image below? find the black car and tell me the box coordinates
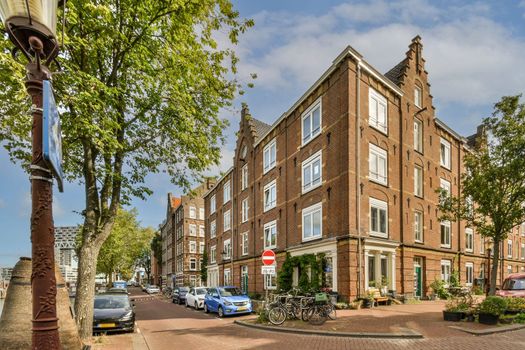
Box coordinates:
[93,293,135,333]
[172,286,190,304]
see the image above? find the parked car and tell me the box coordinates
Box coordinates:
[146,285,160,294]
[93,293,135,333]
[204,286,252,317]
[108,287,129,294]
[172,286,190,304]
[185,287,209,309]
[496,273,525,298]
[141,284,150,292]
[113,280,127,289]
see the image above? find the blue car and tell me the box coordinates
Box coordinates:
[204,286,252,317]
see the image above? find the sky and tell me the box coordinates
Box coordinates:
[1,0,525,267]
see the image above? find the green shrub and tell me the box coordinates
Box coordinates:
[256,309,269,324]
[506,297,525,312]
[430,279,450,299]
[445,297,470,312]
[335,302,348,310]
[514,313,525,324]
[478,296,508,316]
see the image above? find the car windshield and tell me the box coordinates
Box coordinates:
[149,285,158,289]
[502,278,525,290]
[180,287,189,292]
[219,287,243,297]
[196,288,208,295]
[94,295,130,309]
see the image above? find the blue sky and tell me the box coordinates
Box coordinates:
[1,0,525,267]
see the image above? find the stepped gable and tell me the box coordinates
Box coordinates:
[242,105,272,143]
[385,59,408,86]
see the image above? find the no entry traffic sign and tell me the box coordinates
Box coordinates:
[261,250,275,266]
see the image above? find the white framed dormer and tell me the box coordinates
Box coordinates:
[302,150,322,194]
[301,98,322,146]
[210,194,216,214]
[263,138,277,174]
[369,88,388,134]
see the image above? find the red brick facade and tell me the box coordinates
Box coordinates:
[204,37,525,301]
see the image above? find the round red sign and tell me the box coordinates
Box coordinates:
[262,250,276,266]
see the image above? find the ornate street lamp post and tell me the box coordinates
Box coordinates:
[0,1,61,349]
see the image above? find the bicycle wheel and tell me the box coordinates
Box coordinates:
[268,306,287,325]
[301,304,314,322]
[288,300,301,319]
[325,303,337,320]
[308,305,327,325]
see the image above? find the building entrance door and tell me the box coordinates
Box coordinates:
[414,258,423,298]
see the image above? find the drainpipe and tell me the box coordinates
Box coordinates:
[457,143,462,282]
[356,61,363,298]
[399,102,404,295]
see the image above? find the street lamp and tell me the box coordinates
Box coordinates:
[0,1,61,349]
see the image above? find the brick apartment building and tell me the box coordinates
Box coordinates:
[203,36,525,301]
[161,181,215,288]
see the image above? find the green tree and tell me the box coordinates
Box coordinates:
[438,95,525,295]
[0,0,252,338]
[97,208,154,285]
[200,248,208,285]
[136,248,152,284]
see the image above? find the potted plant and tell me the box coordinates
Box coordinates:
[430,279,450,300]
[360,291,375,308]
[443,298,470,322]
[478,296,507,325]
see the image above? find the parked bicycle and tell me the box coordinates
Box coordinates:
[300,292,336,325]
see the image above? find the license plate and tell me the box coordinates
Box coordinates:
[98,323,115,328]
[237,306,247,311]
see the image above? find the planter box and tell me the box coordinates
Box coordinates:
[443,311,463,322]
[478,313,499,325]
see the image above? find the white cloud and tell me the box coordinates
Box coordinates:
[53,195,65,218]
[233,2,525,108]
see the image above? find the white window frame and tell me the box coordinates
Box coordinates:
[189,224,197,237]
[223,239,231,260]
[189,258,197,271]
[414,165,423,197]
[263,138,277,174]
[241,198,249,223]
[199,225,205,237]
[440,138,451,169]
[440,221,451,248]
[414,86,422,108]
[189,241,197,253]
[414,211,423,243]
[480,236,485,254]
[302,150,322,193]
[199,242,205,254]
[241,232,249,256]
[369,198,388,238]
[210,194,216,214]
[210,220,216,238]
[302,202,323,242]
[210,245,216,263]
[199,208,205,220]
[465,228,473,252]
[264,220,277,249]
[223,210,231,232]
[223,180,231,204]
[414,119,423,153]
[441,260,451,286]
[440,178,451,196]
[369,88,388,134]
[189,206,196,219]
[241,164,248,191]
[508,239,513,258]
[263,180,277,212]
[301,99,322,146]
[369,144,388,185]
[224,268,231,285]
[521,243,525,260]
[264,273,277,290]
[465,262,474,286]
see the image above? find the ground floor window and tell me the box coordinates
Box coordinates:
[264,273,277,290]
[365,249,395,291]
[224,268,231,285]
[441,260,451,285]
[241,265,248,294]
[323,256,334,289]
[207,268,219,287]
[465,263,473,286]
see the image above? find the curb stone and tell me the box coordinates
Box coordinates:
[449,323,525,336]
[234,320,424,339]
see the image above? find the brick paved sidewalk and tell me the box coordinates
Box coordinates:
[254,300,513,338]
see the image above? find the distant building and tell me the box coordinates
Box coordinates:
[54,226,80,284]
[0,267,13,281]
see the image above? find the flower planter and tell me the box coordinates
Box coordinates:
[499,317,515,324]
[478,313,499,325]
[443,311,463,322]
[466,313,475,322]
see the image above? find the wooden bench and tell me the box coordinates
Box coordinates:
[368,288,389,306]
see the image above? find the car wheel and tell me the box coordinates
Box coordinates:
[204,304,209,313]
[195,302,199,310]
[218,306,224,318]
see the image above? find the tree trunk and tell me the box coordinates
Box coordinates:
[74,242,100,340]
[489,240,500,295]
